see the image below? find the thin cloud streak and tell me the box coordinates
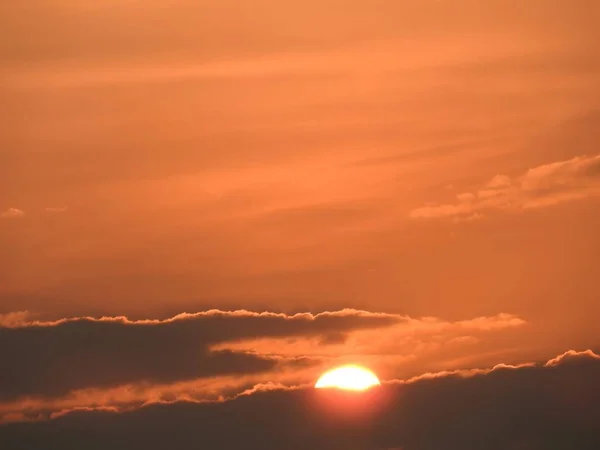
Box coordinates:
[0,208,24,219]
[410,154,600,220]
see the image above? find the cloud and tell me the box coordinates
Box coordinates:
[0,208,24,219]
[410,154,600,220]
[0,311,32,328]
[0,309,527,419]
[0,359,315,423]
[0,350,598,449]
[0,309,398,401]
[214,313,526,360]
[544,349,600,367]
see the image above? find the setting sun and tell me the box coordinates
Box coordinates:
[315,365,380,391]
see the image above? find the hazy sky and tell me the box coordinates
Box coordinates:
[0,1,599,445]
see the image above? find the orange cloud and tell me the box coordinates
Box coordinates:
[0,208,24,219]
[544,349,600,367]
[213,312,526,358]
[0,308,395,328]
[410,154,600,220]
[0,361,314,424]
[0,311,32,327]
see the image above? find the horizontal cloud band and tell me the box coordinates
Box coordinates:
[0,349,598,450]
[0,309,399,401]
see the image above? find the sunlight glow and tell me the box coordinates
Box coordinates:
[315,365,380,391]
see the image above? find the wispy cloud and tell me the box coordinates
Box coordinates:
[0,311,32,328]
[214,313,526,359]
[410,154,600,220]
[0,208,24,219]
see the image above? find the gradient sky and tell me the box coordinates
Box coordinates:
[0,1,599,446]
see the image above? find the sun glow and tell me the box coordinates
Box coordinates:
[315,365,380,391]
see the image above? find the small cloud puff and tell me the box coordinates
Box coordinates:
[0,208,24,219]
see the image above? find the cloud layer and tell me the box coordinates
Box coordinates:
[0,309,529,421]
[0,309,398,401]
[1,350,598,449]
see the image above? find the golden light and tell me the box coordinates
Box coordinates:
[315,365,380,391]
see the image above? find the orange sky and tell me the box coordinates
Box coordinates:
[1,0,599,424]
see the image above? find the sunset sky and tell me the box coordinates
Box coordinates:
[1,1,599,448]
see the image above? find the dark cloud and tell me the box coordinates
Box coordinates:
[0,309,396,401]
[0,350,598,449]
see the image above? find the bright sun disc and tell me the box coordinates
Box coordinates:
[315,365,380,391]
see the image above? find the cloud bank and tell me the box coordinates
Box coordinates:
[0,350,598,449]
[0,309,527,420]
[0,309,398,401]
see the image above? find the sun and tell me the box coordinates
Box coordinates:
[315,365,380,391]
